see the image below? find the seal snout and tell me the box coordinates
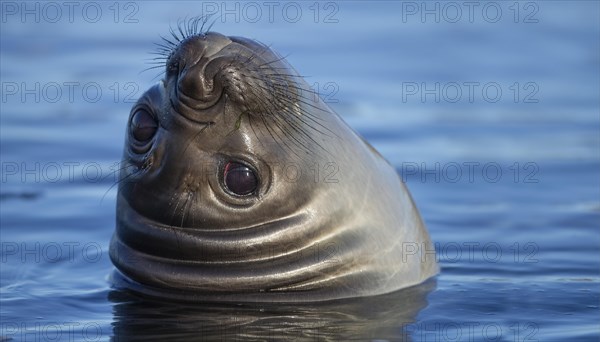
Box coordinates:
[167,32,296,121]
[166,33,231,113]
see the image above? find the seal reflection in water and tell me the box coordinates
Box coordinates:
[109,20,438,302]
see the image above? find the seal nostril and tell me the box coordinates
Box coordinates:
[166,60,179,77]
[178,66,204,100]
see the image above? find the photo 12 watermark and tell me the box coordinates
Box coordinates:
[200,1,340,24]
[400,161,540,184]
[403,321,539,341]
[1,1,141,24]
[401,82,540,104]
[1,321,106,342]
[400,1,540,24]
[399,241,539,265]
[1,241,103,264]
[1,161,122,184]
[1,81,141,104]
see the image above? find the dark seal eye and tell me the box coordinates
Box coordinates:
[130,109,158,142]
[223,162,258,196]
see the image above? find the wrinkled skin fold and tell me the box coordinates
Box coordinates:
[109,28,438,302]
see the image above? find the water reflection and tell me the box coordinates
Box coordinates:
[109,279,436,341]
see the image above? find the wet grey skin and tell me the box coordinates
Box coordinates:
[109,27,438,303]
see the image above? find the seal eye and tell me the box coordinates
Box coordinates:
[223,162,258,196]
[130,109,158,142]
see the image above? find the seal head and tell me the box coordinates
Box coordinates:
[109,27,438,302]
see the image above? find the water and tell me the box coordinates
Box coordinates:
[1,1,599,341]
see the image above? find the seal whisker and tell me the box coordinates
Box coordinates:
[271,108,330,158]
[156,36,179,59]
[272,92,339,138]
[146,57,170,63]
[240,42,274,62]
[100,161,148,204]
[168,26,183,45]
[140,64,165,72]
[171,15,212,43]
[180,190,193,229]
[168,186,188,253]
[253,89,327,152]
[160,34,179,47]
[139,66,166,81]
[159,36,178,50]
[185,17,194,37]
[257,66,309,77]
[239,85,325,157]
[196,15,212,36]
[272,94,341,139]
[188,16,201,37]
[246,113,267,151]
[242,72,332,118]
[189,188,199,228]
[250,94,313,160]
[152,43,174,51]
[251,96,306,160]
[244,79,339,143]
[176,17,187,42]
[233,40,280,69]
[253,53,292,69]
[250,77,330,118]
[150,51,171,58]
[169,16,211,44]
[204,17,217,33]
[175,122,212,164]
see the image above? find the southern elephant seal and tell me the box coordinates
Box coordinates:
[109,19,438,302]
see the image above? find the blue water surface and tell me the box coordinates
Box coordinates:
[1,1,599,341]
